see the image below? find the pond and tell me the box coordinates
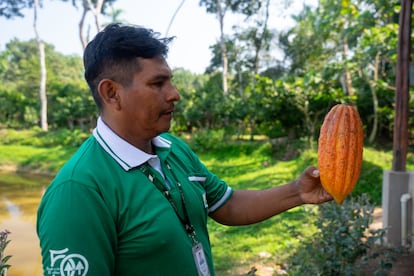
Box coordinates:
[0,172,52,276]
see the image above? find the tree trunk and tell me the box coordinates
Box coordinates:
[249,119,255,141]
[85,0,104,32]
[79,5,88,49]
[33,0,48,131]
[392,0,412,171]
[342,38,354,97]
[79,0,104,50]
[215,0,228,95]
[253,0,270,75]
[368,54,380,143]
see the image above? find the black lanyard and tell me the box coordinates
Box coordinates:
[139,162,197,242]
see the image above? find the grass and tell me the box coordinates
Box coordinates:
[0,144,75,174]
[197,144,315,274]
[0,128,83,175]
[208,207,318,274]
[191,138,414,274]
[1,128,413,274]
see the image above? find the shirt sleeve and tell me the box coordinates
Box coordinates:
[192,158,233,213]
[37,179,117,275]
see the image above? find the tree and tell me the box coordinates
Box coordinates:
[354,24,399,143]
[63,0,117,49]
[236,0,271,75]
[199,0,261,95]
[278,6,327,75]
[315,0,361,98]
[0,0,49,131]
[0,39,94,129]
[346,0,399,143]
[200,0,229,95]
[0,39,48,127]
[278,0,401,144]
[171,68,209,132]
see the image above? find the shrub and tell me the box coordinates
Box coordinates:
[0,230,11,276]
[286,194,398,275]
[186,129,227,153]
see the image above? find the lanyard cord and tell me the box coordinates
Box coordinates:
[139,162,196,240]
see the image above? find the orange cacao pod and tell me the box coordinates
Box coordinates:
[317,104,364,204]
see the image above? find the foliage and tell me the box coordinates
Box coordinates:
[176,71,233,131]
[171,68,210,132]
[277,0,405,145]
[0,39,96,130]
[48,81,97,130]
[286,194,399,275]
[62,0,117,14]
[0,0,28,19]
[0,0,412,146]
[186,129,272,160]
[199,0,261,19]
[186,128,228,152]
[0,230,11,276]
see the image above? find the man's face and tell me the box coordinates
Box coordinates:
[117,57,180,141]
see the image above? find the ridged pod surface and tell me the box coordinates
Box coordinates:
[317,104,364,204]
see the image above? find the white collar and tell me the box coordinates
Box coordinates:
[92,117,171,171]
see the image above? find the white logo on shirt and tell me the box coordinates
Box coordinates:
[46,248,89,275]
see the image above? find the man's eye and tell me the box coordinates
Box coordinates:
[152,82,164,87]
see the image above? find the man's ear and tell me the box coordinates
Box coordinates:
[98,79,122,110]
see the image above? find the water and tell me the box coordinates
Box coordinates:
[0,172,51,276]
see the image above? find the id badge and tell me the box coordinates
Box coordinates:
[192,242,210,276]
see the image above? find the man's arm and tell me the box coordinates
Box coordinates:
[209,166,332,226]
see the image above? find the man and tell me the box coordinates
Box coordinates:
[37,23,332,276]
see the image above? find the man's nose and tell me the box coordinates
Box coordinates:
[167,84,180,102]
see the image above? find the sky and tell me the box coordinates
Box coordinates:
[0,0,314,74]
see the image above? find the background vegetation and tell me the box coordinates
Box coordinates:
[1,0,413,147]
[1,0,414,275]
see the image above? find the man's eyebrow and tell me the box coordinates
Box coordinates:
[150,73,172,82]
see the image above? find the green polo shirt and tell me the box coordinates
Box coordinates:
[37,118,232,275]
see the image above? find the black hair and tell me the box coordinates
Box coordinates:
[83,23,174,110]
